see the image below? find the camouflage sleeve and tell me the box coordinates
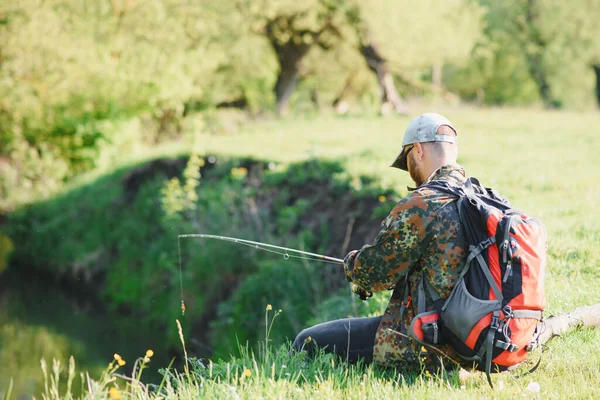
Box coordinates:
[344,192,434,292]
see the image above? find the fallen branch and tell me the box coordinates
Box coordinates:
[540,303,600,345]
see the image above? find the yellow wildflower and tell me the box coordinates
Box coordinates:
[266,304,273,311]
[378,195,386,202]
[117,359,126,367]
[113,353,122,361]
[231,167,248,178]
[146,349,154,358]
[109,387,121,400]
[304,336,312,343]
[244,368,252,377]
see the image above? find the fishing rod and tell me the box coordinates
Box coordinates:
[177,234,344,315]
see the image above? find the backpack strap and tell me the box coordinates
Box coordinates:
[473,248,503,303]
[398,275,411,343]
[510,310,543,320]
[417,274,441,315]
[477,309,502,388]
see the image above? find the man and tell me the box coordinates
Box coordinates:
[292,112,468,371]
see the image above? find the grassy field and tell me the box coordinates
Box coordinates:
[5,106,600,399]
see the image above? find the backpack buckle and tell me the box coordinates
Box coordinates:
[491,314,500,329]
[496,340,519,352]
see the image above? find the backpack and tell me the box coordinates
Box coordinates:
[409,177,547,387]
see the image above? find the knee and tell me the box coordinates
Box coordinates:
[292,328,311,352]
[292,327,320,356]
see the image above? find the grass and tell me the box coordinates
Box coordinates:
[24,307,600,399]
[3,106,600,399]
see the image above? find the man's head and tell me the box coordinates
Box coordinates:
[390,113,458,186]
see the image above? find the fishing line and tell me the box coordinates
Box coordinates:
[177,233,344,315]
[178,237,186,315]
[233,240,340,264]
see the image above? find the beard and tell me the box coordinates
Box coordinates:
[408,151,426,187]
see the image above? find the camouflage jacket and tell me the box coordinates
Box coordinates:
[344,164,469,371]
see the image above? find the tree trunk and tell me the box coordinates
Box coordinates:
[526,52,555,108]
[332,73,355,107]
[274,64,300,116]
[360,42,407,115]
[265,13,337,116]
[523,0,557,109]
[593,65,600,109]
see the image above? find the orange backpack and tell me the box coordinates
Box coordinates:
[410,177,547,387]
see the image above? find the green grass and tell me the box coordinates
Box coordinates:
[29,309,600,399]
[4,106,600,399]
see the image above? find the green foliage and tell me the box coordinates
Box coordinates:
[0,233,13,275]
[211,258,325,357]
[309,287,389,324]
[443,36,541,105]
[0,0,227,206]
[467,0,599,107]
[354,0,485,70]
[2,154,390,358]
[161,153,204,217]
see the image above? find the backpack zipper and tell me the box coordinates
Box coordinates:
[502,216,515,281]
[503,261,512,283]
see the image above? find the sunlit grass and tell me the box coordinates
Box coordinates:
[27,306,600,399]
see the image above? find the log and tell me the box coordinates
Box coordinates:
[540,303,600,345]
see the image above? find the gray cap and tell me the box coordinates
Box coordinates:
[390,112,457,171]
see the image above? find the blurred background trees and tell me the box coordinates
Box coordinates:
[1,0,599,208]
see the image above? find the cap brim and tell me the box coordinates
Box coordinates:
[390,146,409,171]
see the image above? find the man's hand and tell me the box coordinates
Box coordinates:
[351,283,373,301]
[343,250,359,282]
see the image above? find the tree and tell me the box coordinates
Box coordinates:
[0,0,225,201]
[347,0,485,114]
[238,0,350,115]
[265,12,341,115]
[518,0,556,107]
[478,0,600,109]
[562,0,600,109]
[356,33,407,115]
[593,66,600,108]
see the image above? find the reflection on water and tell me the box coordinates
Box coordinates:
[0,267,172,398]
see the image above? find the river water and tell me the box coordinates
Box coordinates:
[0,267,171,398]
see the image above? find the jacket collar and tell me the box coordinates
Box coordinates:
[407,164,466,191]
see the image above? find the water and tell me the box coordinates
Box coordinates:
[0,267,172,398]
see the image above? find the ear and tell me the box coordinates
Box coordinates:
[414,142,425,161]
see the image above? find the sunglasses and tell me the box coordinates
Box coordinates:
[402,144,415,159]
